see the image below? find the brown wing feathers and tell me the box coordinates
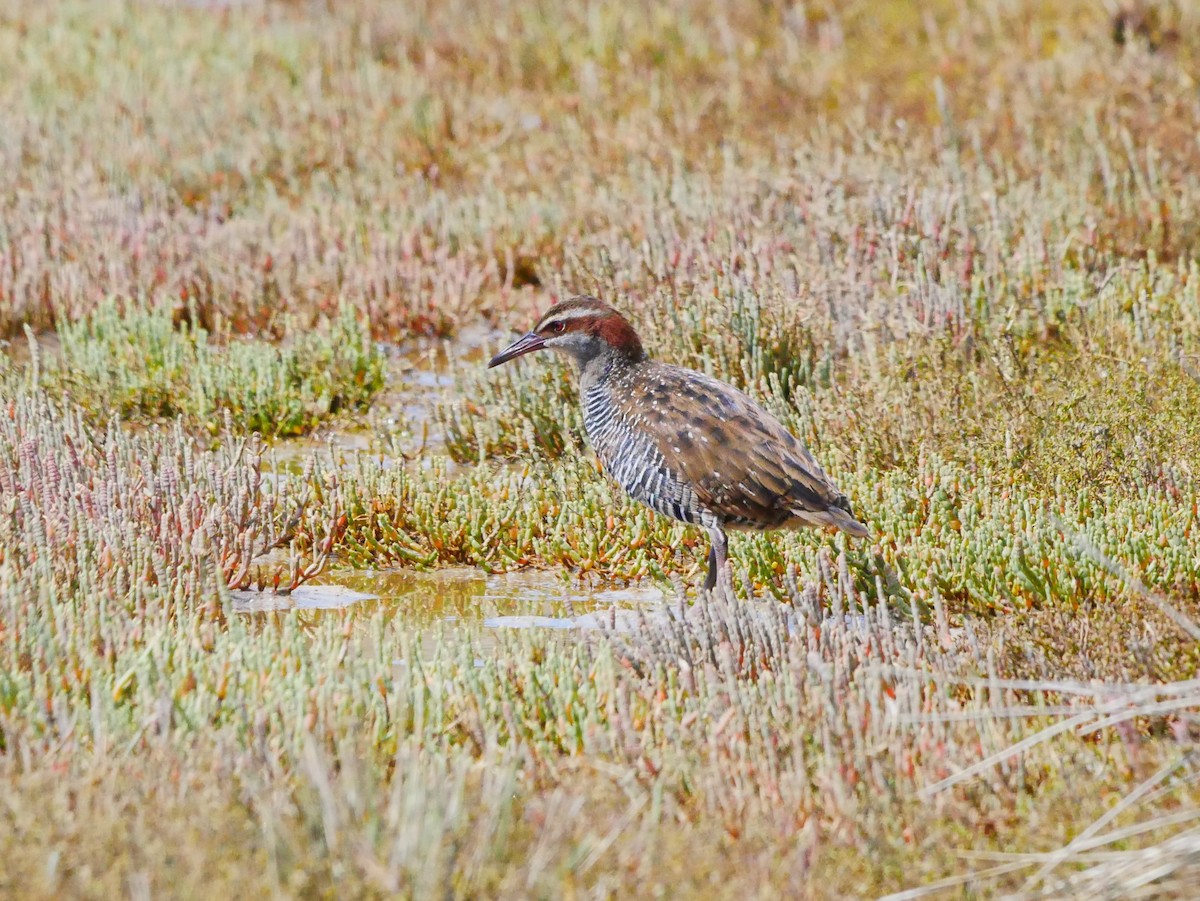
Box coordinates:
[623,363,848,529]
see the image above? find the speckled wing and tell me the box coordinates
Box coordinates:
[629,363,864,533]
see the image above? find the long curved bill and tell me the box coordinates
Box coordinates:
[487,331,546,368]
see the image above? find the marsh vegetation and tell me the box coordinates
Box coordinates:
[3,0,1200,897]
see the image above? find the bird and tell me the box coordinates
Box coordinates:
[487,295,868,591]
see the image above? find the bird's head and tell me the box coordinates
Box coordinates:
[487,295,646,369]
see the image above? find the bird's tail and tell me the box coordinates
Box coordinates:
[824,504,870,538]
[792,496,870,538]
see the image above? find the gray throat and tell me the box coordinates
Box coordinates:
[577,352,615,394]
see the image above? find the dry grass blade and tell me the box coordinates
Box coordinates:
[878,861,1034,901]
[1020,753,1199,892]
[1010,828,1200,901]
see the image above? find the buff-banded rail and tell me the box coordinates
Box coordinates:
[488,295,868,590]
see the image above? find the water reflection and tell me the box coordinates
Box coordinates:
[230,583,377,613]
[483,610,655,632]
[231,568,667,633]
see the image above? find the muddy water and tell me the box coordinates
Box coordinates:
[231,569,667,634]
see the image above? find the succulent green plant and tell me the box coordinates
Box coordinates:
[43,302,386,438]
[3,0,1200,896]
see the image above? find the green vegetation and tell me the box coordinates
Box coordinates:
[43,302,386,437]
[3,0,1200,896]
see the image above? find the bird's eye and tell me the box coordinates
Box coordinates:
[551,320,566,333]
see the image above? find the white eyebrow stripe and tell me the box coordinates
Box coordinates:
[536,306,602,329]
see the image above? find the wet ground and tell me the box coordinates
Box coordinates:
[262,325,501,475]
[230,568,668,633]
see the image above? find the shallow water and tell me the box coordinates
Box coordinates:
[231,568,668,633]
[230,583,378,613]
[261,332,498,476]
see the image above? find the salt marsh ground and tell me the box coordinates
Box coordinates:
[4,1,1200,897]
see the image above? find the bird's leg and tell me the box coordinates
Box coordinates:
[703,545,718,592]
[703,526,728,593]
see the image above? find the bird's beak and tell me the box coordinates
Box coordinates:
[487,331,546,368]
